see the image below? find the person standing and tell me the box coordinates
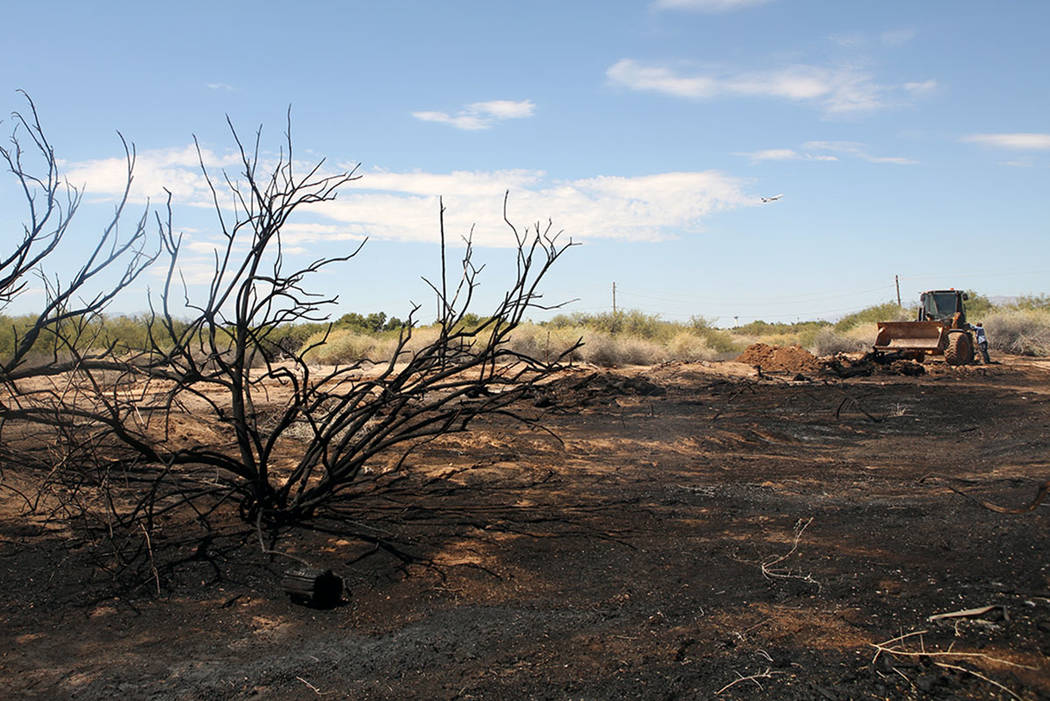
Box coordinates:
[971,322,991,363]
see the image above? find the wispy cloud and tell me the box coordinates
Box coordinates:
[304,169,751,247]
[963,133,1050,150]
[607,59,928,114]
[903,79,937,96]
[654,0,772,12]
[65,147,753,249]
[831,28,917,49]
[206,82,235,91]
[65,145,243,205]
[413,99,536,131]
[735,148,838,163]
[737,141,916,165]
[803,140,918,164]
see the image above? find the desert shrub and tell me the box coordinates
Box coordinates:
[734,319,829,337]
[506,323,584,364]
[812,327,869,355]
[301,328,398,364]
[547,310,673,340]
[983,309,1050,356]
[576,329,668,366]
[1007,295,1050,311]
[667,331,716,362]
[0,314,40,359]
[337,311,407,333]
[264,321,328,357]
[961,290,994,319]
[834,302,910,332]
[690,317,743,354]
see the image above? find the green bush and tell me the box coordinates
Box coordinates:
[961,290,994,320]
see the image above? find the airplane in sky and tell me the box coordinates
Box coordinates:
[760,194,784,203]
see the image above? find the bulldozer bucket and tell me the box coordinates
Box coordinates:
[874,321,947,354]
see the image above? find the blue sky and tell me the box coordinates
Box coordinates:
[3,0,1048,325]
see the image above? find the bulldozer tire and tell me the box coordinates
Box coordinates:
[944,332,974,366]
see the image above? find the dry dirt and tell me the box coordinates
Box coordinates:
[2,355,1050,699]
[735,342,823,374]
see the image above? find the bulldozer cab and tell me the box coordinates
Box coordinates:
[918,290,968,326]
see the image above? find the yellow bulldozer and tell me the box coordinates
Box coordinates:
[873,289,976,365]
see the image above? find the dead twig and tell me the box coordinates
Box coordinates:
[295,676,322,695]
[139,523,161,597]
[870,629,1034,700]
[760,517,820,591]
[871,631,1033,669]
[714,667,783,695]
[934,662,1022,701]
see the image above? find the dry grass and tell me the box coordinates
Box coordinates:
[575,330,670,366]
[812,325,872,355]
[301,327,448,365]
[297,305,1050,369]
[984,308,1050,356]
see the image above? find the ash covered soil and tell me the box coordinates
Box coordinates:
[2,356,1050,699]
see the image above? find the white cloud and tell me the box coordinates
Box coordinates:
[743,149,800,161]
[471,100,535,119]
[206,82,235,91]
[65,147,753,249]
[607,59,921,114]
[803,140,917,164]
[831,28,916,50]
[963,133,1050,150]
[65,145,242,205]
[155,256,221,286]
[413,99,535,131]
[903,79,937,96]
[301,169,751,247]
[735,148,838,162]
[412,111,488,131]
[606,60,718,99]
[655,0,772,11]
[186,240,223,253]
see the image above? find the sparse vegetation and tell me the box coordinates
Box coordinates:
[12,293,1045,370]
[983,308,1050,356]
[833,301,910,331]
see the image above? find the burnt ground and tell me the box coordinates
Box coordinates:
[2,357,1049,699]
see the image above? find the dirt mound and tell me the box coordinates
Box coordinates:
[735,343,822,374]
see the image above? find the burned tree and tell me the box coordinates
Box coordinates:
[2,102,578,567]
[136,117,579,526]
[0,91,158,379]
[0,93,166,582]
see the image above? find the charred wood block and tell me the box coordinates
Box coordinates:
[281,566,343,608]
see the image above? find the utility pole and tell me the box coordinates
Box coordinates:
[895,275,902,308]
[612,282,617,315]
